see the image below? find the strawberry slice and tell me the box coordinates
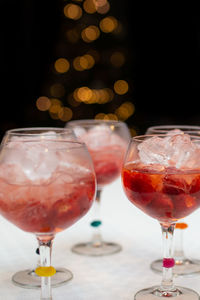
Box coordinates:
[173,194,197,219]
[122,169,155,206]
[163,175,189,195]
[147,193,174,221]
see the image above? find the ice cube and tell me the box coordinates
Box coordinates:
[2,140,58,182]
[80,125,112,149]
[138,133,200,169]
[138,136,170,166]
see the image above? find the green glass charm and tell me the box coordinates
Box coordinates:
[90,220,102,227]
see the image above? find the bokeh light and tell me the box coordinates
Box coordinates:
[115,101,135,121]
[81,25,100,42]
[54,58,70,73]
[36,96,51,111]
[114,80,129,95]
[95,113,118,120]
[99,16,118,33]
[58,107,73,121]
[83,0,96,14]
[64,4,82,20]
[73,87,114,104]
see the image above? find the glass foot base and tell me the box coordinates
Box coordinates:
[12,267,73,289]
[150,258,200,277]
[135,285,199,299]
[71,241,122,256]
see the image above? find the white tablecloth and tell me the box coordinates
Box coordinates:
[1,178,200,299]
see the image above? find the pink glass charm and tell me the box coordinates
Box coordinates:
[163,258,175,268]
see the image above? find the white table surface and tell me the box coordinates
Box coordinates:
[1,178,200,300]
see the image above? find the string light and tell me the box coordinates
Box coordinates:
[36,97,51,111]
[72,87,114,104]
[95,113,118,120]
[54,58,70,73]
[64,4,82,20]
[83,0,96,14]
[115,102,135,121]
[81,25,100,43]
[99,16,118,33]
[36,0,133,124]
[114,80,129,95]
[58,107,73,121]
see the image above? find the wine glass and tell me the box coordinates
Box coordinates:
[66,119,131,256]
[122,133,200,299]
[146,125,200,276]
[2,127,77,289]
[0,128,96,299]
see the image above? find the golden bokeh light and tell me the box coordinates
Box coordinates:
[58,107,73,122]
[81,25,100,43]
[94,0,110,14]
[95,113,118,120]
[81,54,95,69]
[73,87,114,104]
[73,54,95,71]
[64,4,82,20]
[114,80,129,95]
[115,101,135,121]
[54,58,70,73]
[36,96,51,111]
[110,51,125,67]
[99,16,118,33]
[77,87,93,102]
[73,56,84,71]
[83,0,96,14]
[50,83,65,98]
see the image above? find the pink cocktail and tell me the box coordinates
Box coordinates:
[67,120,130,256]
[0,164,95,234]
[0,130,96,299]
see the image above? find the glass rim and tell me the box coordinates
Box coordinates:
[5,127,73,136]
[131,133,200,142]
[147,125,200,132]
[1,139,86,151]
[67,119,126,127]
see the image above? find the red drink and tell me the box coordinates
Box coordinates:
[0,165,95,234]
[122,163,200,223]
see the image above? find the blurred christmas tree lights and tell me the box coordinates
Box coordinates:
[36,0,136,133]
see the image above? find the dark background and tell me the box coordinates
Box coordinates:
[1,2,200,138]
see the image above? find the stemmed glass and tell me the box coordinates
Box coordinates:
[122,133,200,299]
[1,127,77,289]
[146,125,200,276]
[67,119,131,256]
[0,128,96,299]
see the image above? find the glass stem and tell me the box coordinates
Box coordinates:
[160,223,175,291]
[90,189,103,246]
[174,228,185,263]
[37,238,53,300]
